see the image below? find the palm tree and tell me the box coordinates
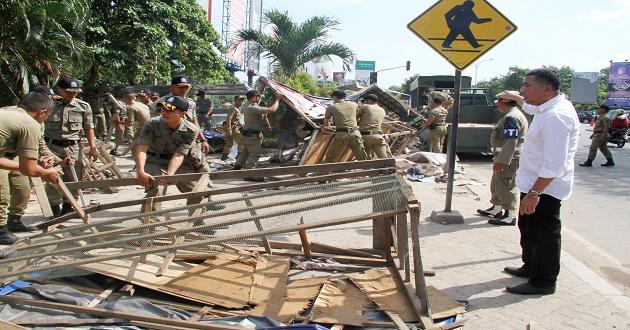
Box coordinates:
[0,0,88,105]
[234,9,355,77]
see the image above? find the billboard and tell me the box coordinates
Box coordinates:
[570,72,599,104]
[355,60,376,85]
[305,56,334,82]
[607,62,630,108]
[333,72,345,83]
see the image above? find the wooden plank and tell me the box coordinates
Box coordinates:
[249,255,290,317]
[347,268,418,322]
[63,159,396,191]
[298,129,319,165]
[297,217,311,257]
[309,242,380,258]
[385,311,411,330]
[54,180,90,224]
[0,295,245,330]
[273,277,326,323]
[160,254,257,309]
[30,177,53,218]
[188,306,213,322]
[310,279,370,326]
[244,195,272,255]
[64,147,87,207]
[40,168,394,229]
[409,204,431,317]
[86,285,119,307]
[397,213,411,282]
[301,132,333,165]
[0,319,27,330]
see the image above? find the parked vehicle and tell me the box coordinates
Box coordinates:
[608,128,628,148]
[577,111,597,124]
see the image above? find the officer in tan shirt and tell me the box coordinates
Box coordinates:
[420,91,451,153]
[0,92,60,244]
[135,96,204,211]
[477,92,529,226]
[222,95,245,161]
[357,94,388,159]
[234,90,282,170]
[323,90,367,162]
[44,77,98,217]
[579,104,614,167]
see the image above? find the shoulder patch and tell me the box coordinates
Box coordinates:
[503,116,520,138]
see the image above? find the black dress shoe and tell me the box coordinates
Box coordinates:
[504,266,530,278]
[488,212,516,226]
[477,207,502,218]
[506,282,555,295]
[243,176,265,182]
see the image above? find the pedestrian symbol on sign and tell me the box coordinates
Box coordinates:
[442,0,492,49]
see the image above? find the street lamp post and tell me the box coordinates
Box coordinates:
[474,58,494,86]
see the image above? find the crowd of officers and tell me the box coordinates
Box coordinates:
[0,75,397,244]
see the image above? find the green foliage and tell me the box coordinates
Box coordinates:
[597,67,609,105]
[477,65,575,96]
[84,0,232,86]
[389,74,419,94]
[275,71,337,97]
[0,0,89,105]
[235,9,355,77]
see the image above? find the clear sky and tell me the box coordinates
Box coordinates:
[210,0,630,89]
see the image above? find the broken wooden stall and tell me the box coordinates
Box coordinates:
[0,160,465,329]
[258,78,417,165]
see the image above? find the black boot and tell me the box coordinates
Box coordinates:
[50,204,62,218]
[579,159,593,167]
[7,214,37,233]
[60,202,74,216]
[0,225,18,245]
[220,154,229,161]
[601,158,615,167]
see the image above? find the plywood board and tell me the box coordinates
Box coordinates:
[427,285,466,319]
[302,133,333,165]
[160,254,257,309]
[80,254,192,288]
[311,278,370,326]
[273,277,326,323]
[348,268,418,322]
[248,255,290,316]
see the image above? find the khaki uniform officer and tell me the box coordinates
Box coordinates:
[123,91,150,144]
[323,90,368,162]
[478,92,529,226]
[44,77,98,217]
[580,104,615,167]
[221,95,245,161]
[357,94,388,159]
[420,91,452,153]
[91,91,107,139]
[0,92,60,244]
[234,90,282,170]
[150,76,211,154]
[135,96,205,210]
[196,90,214,130]
[137,89,152,106]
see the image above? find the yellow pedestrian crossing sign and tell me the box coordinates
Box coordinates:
[407,0,517,70]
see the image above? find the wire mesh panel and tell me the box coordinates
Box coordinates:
[0,174,407,281]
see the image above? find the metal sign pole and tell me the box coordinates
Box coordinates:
[444,69,462,212]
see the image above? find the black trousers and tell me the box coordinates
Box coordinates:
[518,193,562,286]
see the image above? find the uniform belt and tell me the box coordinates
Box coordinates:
[335,127,358,133]
[147,151,173,159]
[241,128,260,134]
[360,131,382,135]
[594,131,603,133]
[44,137,77,147]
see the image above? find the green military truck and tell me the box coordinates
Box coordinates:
[409,75,500,154]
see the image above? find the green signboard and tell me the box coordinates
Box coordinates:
[355,60,376,71]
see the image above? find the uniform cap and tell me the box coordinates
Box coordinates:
[158,96,189,112]
[495,91,519,99]
[245,90,261,99]
[234,95,246,101]
[56,77,82,92]
[362,94,379,102]
[150,91,160,97]
[137,89,149,96]
[171,75,192,86]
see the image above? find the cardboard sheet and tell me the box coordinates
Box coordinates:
[348,268,418,322]
[271,277,327,323]
[311,279,370,326]
[248,255,290,316]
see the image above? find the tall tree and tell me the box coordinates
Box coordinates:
[389,74,419,94]
[0,0,88,105]
[83,0,232,86]
[235,9,355,77]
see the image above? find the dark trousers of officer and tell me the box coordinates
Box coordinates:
[518,193,562,287]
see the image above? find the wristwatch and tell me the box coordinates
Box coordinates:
[526,190,542,199]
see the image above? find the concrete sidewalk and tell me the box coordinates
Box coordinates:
[410,163,630,329]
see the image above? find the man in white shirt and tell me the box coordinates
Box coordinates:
[500,68,580,295]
